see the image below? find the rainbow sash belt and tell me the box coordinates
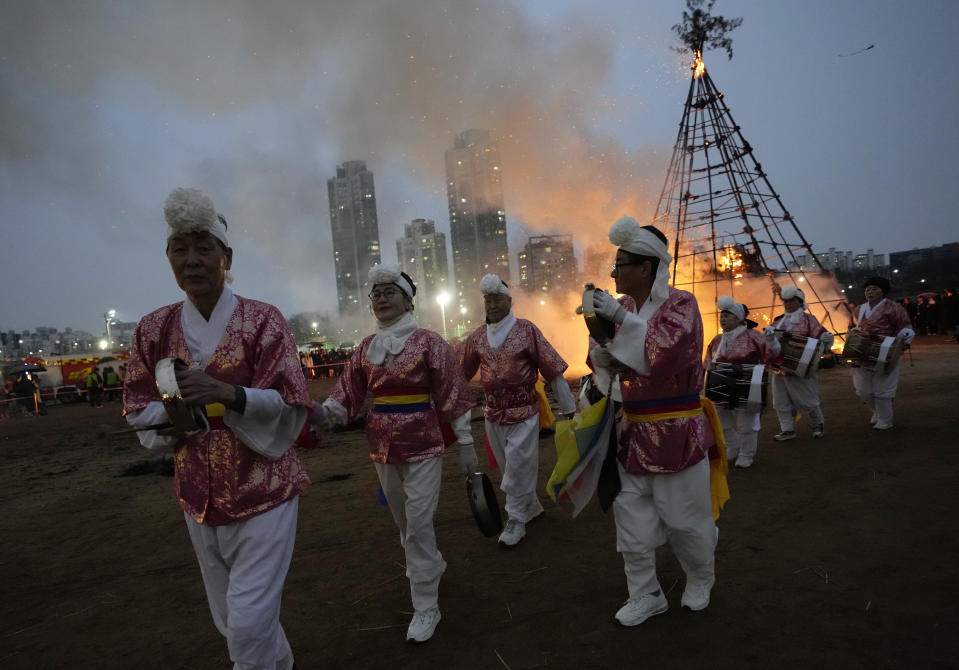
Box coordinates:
[623,394,703,422]
[372,387,431,414]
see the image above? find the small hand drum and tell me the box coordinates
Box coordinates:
[579,284,616,343]
[466,472,503,537]
[155,358,207,433]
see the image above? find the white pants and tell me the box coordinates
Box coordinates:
[716,406,760,461]
[485,414,545,523]
[186,498,298,670]
[375,458,447,612]
[852,365,900,424]
[772,374,824,431]
[612,459,716,598]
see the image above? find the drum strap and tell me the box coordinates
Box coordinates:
[798,338,819,373]
[877,336,895,364]
[746,365,765,412]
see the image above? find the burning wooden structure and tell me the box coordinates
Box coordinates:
[651,45,847,345]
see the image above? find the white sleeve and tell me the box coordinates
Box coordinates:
[321,397,349,426]
[897,327,916,344]
[450,408,474,445]
[223,387,307,461]
[606,311,651,376]
[125,401,179,451]
[550,374,577,415]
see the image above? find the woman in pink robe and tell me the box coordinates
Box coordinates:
[321,264,475,644]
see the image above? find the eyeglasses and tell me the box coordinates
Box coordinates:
[611,262,637,271]
[368,288,403,301]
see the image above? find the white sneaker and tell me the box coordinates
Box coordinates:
[812,424,825,439]
[734,456,752,468]
[774,430,797,441]
[614,590,669,626]
[874,421,893,430]
[498,518,526,547]
[406,606,441,643]
[681,581,712,611]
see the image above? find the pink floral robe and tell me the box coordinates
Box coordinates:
[329,329,474,464]
[461,319,569,425]
[123,297,312,526]
[591,288,716,475]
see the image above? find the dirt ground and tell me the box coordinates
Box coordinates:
[1,337,957,669]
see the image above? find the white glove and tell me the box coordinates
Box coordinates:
[592,290,626,324]
[458,442,478,475]
[763,326,777,342]
[309,404,330,431]
[896,327,915,344]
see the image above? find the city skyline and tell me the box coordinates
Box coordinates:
[327,160,382,313]
[445,129,511,319]
[2,1,958,334]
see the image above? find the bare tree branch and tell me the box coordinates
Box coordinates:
[672,0,743,60]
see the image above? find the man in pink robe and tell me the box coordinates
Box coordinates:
[588,217,718,627]
[848,276,915,429]
[461,274,577,547]
[124,188,313,670]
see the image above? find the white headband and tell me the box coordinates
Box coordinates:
[164,187,229,248]
[369,263,415,298]
[717,295,745,323]
[479,273,510,296]
[608,215,672,303]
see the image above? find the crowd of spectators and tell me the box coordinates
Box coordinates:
[300,346,355,379]
[899,289,958,338]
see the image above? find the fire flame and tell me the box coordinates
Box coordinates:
[693,50,705,79]
[716,245,744,278]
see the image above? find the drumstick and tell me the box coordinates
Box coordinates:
[97,422,173,438]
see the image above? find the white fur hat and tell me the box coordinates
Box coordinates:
[164,187,229,247]
[369,263,416,297]
[479,273,510,296]
[781,285,807,308]
[717,295,745,322]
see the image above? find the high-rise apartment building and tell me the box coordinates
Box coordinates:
[327,160,382,313]
[397,218,450,329]
[518,234,578,297]
[445,129,510,318]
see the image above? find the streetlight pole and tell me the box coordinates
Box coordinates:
[436,292,450,339]
[104,309,116,350]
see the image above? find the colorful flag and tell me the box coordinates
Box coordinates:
[546,395,615,517]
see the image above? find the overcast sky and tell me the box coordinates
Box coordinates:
[2,0,957,335]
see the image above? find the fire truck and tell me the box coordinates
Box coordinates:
[12,352,130,403]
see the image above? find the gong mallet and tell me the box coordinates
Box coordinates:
[97,422,173,439]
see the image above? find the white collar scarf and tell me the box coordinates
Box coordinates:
[368,311,419,365]
[777,308,804,330]
[486,311,516,350]
[181,286,237,369]
[715,324,746,360]
[859,298,886,322]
